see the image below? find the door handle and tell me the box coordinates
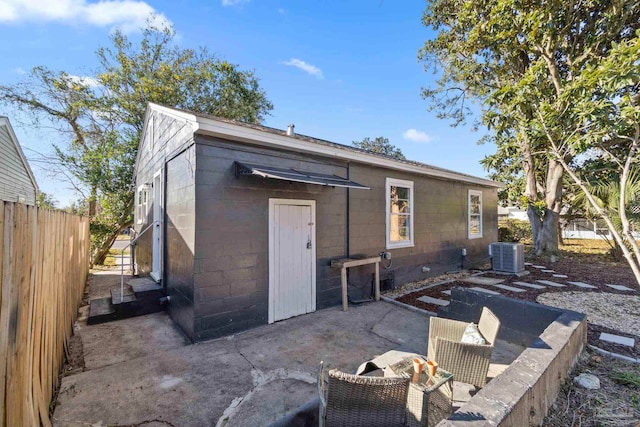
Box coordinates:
[307,239,312,249]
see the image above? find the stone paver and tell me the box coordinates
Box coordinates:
[461,277,505,286]
[513,281,546,290]
[417,296,450,306]
[599,332,635,347]
[441,290,452,296]
[491,284,526,293]
[536,280,566,288]
[541,269,555,273]
[469,287,501,295]
[566,281,597,289]
[524,262,533,266]
[552,274,568,278]
[532,265,546,269]
[606,284,636,291]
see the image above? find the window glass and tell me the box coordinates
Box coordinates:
[386,178,414,248]
[468,190,483,239]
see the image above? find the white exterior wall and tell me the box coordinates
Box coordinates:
[0,118,37,205]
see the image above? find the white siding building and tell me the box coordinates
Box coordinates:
[0,117,38,205]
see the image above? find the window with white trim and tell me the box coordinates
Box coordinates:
[386,178,414,249]
[136,185,149,224]
[468,190,483,239]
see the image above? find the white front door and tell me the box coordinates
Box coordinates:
[269,199,316,323]
[150,170,163,282]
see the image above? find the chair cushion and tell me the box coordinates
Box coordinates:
[461,323,486,345]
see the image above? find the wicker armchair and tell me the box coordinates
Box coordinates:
[318,361,410,427]
[427,307,500,388]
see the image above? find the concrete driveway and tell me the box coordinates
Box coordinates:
[53,271,521,427]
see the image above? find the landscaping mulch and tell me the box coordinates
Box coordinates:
[392,257,640,359]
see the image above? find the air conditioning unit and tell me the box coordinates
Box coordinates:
[490,242,525,274]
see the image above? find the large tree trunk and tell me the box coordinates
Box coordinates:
[532,160,564,256]
[93,221,132,265]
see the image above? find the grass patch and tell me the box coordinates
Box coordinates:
[611,370,640,388]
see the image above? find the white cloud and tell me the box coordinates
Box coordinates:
[402,128,433,143]
[277,8,285,14]
[221,0,250,6]
[282,58,324,79]
[13,67,26,75]
[0,0,172,32]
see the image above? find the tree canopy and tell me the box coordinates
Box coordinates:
[0,22,273,264]
[419,0,640,262]
[352,136,405,159]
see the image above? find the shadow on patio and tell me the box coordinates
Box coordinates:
[52,269,525,427]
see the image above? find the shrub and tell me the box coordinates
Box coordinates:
[498,219,532,243]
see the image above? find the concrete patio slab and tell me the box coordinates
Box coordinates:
[55,301,482,427]
[599,332,635,347]
[469,287,501,295]
[442,290,452,296]
[461,277,505,286]
[417,296,450,306]
[491,284,526,293]
[53,270,526,427]
[606,284,636,291]
[541,270,555,273]
[552,274,568,278]
[566,281,597,289]
[532,265,546,269]
[78,312,189,370]
[513,281,546,290]
[536,280,566,288]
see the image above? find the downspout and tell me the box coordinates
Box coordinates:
[346,163,350,258]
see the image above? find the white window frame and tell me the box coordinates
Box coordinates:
[136,185,150,224]
[468,190,483,239]
[385,178,414,249]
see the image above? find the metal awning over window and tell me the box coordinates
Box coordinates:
[235,162,370,190]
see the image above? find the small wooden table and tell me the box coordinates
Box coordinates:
[356,350,454,427]
[330,256,381,311]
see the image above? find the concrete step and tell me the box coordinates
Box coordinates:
[111,286,137,305]
[87,297,117,325]
[87,277,165,326]
[127,277,162,293]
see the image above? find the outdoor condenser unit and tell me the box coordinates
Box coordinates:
[489,242,525,274]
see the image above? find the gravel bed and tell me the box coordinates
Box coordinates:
[536,292,640,337]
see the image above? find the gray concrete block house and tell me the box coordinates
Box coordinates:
[0,116,38,205]
[133,103,500,342]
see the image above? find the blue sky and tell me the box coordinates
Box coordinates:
[0,0,495,206]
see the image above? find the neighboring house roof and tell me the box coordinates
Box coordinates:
[0,116,39,194]
[138,103,502,188]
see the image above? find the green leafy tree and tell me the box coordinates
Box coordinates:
[1,21,273,265]
[419,0,639,262]
[36,192,57,209]
[352,136,405,159]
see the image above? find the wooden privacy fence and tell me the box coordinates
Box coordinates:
[0,202,90,427]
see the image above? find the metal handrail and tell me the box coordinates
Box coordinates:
[120,221,161,303]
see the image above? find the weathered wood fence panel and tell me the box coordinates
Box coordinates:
[0,202,89,426]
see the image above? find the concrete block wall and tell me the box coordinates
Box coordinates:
[165,146,196,340]
[348,164,498,288]
[192,136,348,341]
[134,109,196,274]
[438,288,587,427]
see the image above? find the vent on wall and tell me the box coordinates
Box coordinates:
[490,242,525,274]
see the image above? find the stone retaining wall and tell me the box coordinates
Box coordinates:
[438,287,587,426]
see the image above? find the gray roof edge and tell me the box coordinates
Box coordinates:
[147,104,502,188]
